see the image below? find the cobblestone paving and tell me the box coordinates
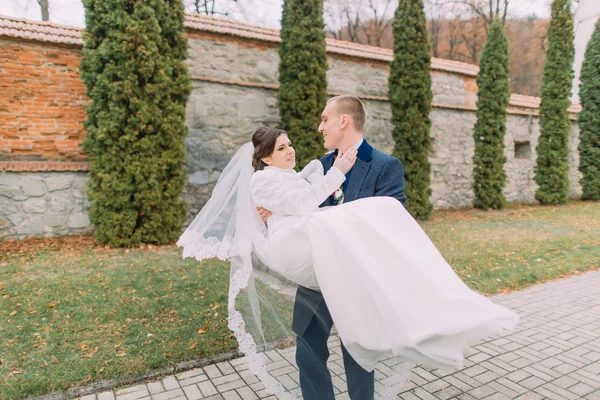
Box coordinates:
[77,270,600,400]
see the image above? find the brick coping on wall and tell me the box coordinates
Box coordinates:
[0,13,83,45]
[0,161,90,172]
[0,12,581,115]
[0,13,478,76]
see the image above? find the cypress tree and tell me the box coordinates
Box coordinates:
[534,0,574,204]
[472,18,510,210]
[80,0,191,247]
[389,0,433,220]
[278,0,329,168]
[577,18,600,201]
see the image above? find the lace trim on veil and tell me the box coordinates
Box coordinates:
[179,233,241,261]
[228,253,295,400]
[179,234,294,400]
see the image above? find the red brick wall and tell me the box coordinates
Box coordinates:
[0,38,88,161]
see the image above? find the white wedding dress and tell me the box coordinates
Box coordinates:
[250,161,519,373]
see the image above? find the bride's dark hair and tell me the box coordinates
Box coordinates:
[251,127,288,171]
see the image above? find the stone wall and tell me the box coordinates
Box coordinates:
[0,14,583,240]
[183,28,582,213]
[0,172,91,239]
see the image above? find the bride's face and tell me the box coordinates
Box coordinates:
[262,134,296,169]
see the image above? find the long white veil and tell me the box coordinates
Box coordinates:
[177,142,295,399]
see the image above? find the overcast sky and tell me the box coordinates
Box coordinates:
[0,0,558,29]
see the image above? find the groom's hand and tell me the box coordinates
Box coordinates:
[256,207,272,223]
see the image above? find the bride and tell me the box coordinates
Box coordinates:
[178,126,519,398]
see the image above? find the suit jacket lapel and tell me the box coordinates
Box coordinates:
[344,158,370,202]
[322,152,335,173]
[321,153,336,206]
[344,139,373,202]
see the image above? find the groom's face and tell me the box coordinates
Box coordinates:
[319,102,344,150]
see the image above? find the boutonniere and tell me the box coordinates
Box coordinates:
[333,185,344,205]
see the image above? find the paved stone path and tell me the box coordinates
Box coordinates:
[76,270,600,400]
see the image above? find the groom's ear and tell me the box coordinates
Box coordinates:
[340,114,350,130]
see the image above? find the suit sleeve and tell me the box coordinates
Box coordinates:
[251,167,346,216]
[374,157,407,205]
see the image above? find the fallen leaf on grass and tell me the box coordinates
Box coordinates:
[7,370,22,378]
[197,329,206,334]
[81,346,99,359]
[189,342,199,349]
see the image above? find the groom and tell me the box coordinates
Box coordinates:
[258,95,407,399]
[294,95,407,400]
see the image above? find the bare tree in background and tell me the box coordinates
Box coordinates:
[324,0,363,41]
[324,0,394,47]
[429,15,442,56]
[425,0,466,60]
[448,0,511,31]
[325,0,547,96]
[37,0,49,21]
[446,16,464,59]
[187,0,238,16]
[506,16,549,96]
[363,0,394,47]
[460,16,486,63]
[425,0,446,57]
[425,0,495,63]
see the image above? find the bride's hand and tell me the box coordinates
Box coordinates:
[333,148,358,174]
[256,207,272,223]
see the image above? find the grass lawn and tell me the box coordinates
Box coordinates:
[422,200,599,293]
[1,200,599,399]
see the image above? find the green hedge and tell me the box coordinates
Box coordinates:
[278,0,329,168]
[578,18,600,200]
[80,0,191,247]
[388,0,433,220]
[472,18,511,210]
[534,0,575,205]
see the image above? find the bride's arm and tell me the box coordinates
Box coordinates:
[297,160,325,183]
[251,167,345,216]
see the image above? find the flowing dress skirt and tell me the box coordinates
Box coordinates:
[264,196,518,372]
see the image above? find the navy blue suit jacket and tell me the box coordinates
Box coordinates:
[291,139,407,335]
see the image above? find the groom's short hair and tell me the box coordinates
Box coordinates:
[327,95,366,132]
